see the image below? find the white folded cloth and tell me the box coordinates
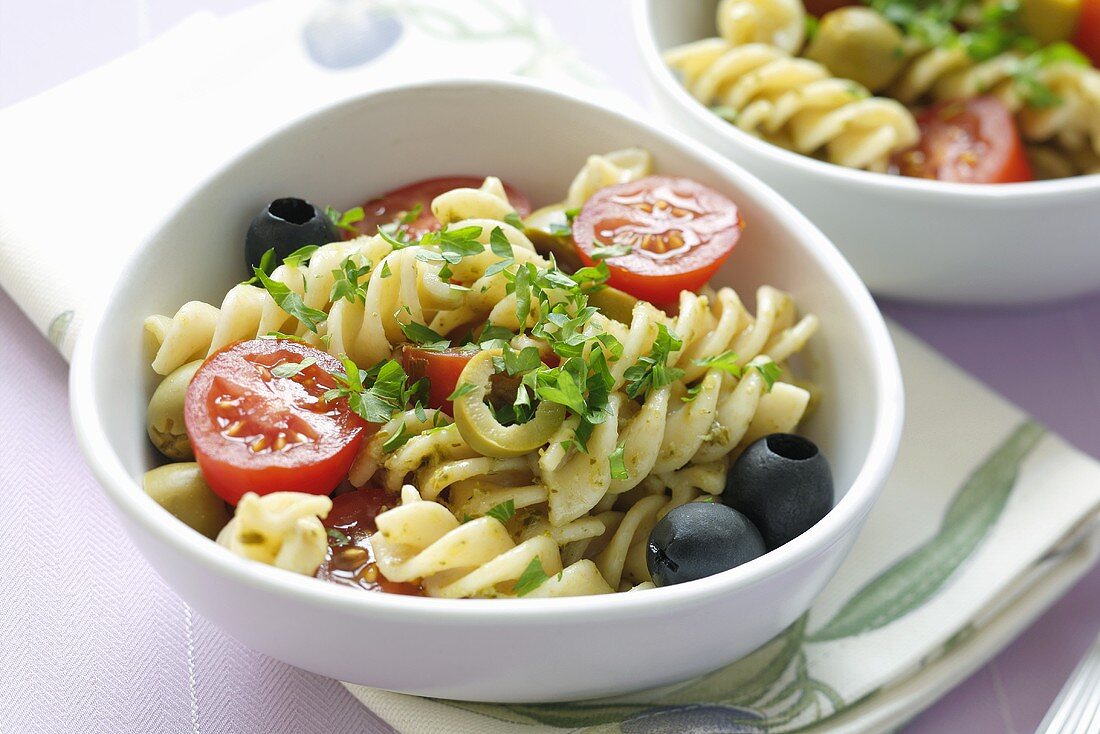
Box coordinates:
[2,2,1097,732]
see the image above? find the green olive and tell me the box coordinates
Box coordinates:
[143,462,230,539]
[1014,0,1080,43]
[453,350,566,458]
[147,360,201,459]
[805,7,906,92]
[588,286,638,324]
[524,204,584,273]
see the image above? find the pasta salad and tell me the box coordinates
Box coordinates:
[665,0,1100,181]
[141,149,833,599]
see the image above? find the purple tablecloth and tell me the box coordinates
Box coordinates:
[2,1,1100,732]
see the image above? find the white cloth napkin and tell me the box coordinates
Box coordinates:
[2,2,1098,732]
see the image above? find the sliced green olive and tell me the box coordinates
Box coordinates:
[453,349,565,458]
[805,8,906,92]
[147,360,202,460]
[143,462,231,539]
[588,286,639,324]
[524,204,583,273]
[1015,0,1080,43]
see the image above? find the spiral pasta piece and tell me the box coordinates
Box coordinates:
[891,48,1100,156]
[665,40,918,171]
[563,148,653,209]
[371,487,614,598]
[145,235,393,374]
[717,0,805,53]
[217,492,332,575]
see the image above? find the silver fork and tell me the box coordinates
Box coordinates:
[1036,630,1100,733]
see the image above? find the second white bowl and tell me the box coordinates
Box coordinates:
[635,0,1100,305]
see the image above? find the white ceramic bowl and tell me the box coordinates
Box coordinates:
[634,0,1100,305]
[70,79,903,702]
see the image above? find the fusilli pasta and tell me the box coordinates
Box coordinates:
[146,149,822,598]
[665,37,919,170]
[217,492,332,575]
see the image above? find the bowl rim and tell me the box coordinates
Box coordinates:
[70,76,904,623]
[631,0,1100,202]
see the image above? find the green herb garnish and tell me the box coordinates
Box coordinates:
[588,243,633,261]
[623,324,685,398]
[693,350,743,376]
[609,442,629,480]
[330,256,372,304]
[326,205,366,233]
[752,358,782,392]
[271,357,317,379]
[447,382,478,401]
[242,248,278,286]
[514,556,551,596]
[486,499,516,524]
[252,266,328,333]
[396,308,450,351]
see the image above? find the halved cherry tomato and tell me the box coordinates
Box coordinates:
[892,97,1034,183]
[316,486,424,595]
[399,345,477,415]
[572,176,743,305]
[1073,0,1100,65]
[184,339,368,504]
[349,176,532,240]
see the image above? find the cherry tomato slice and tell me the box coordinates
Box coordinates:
[891,97,1034,184]
[572,176,743,305]
[184,339,368,505]
[399,346,477,415]
[316,486,424,596]
[1074,0,1100,66]
[348,176,532,240]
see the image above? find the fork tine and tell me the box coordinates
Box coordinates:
[1037,633,1100,734]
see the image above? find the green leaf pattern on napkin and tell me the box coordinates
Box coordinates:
[808,420,1045,642]
[391,0,602,83]
[439,420,1046,732]
[48,309,73,350]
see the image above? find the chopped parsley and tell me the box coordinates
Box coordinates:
[381,420,415,453]
[398,203,423,225]
[396,308,450,351]
[447,382,478,401]
[589,243,633,261]
[513,556,551,596]
[484,226,515,277]
[323,356,425,424]
[486,499,516,524]
[494,345,543,376]
[271,357,317,379]
[623,324,685,398]
[693,350,743,376]
[242,248,278,286]
[609,442,629,480]
[252,266,328,333]
[330,256,372,304]
[752,358,782,392]
[282,245,319,268]
[326,205,366,233]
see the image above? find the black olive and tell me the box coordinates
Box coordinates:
[724,433,833,550]
[245,197,340,270]
[646,502,766,587]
